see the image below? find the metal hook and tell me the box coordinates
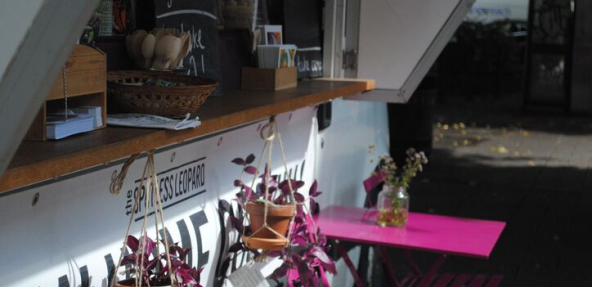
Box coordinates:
[260,117,277,141]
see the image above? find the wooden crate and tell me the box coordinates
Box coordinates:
[242,67,298,91]
[25,45,107,141]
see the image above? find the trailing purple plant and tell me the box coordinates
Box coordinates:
[120,234,203,287]
[268,181,336,286]
[217,154,336,286]
[232,155,306,206]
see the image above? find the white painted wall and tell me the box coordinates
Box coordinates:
[0,0,45,81]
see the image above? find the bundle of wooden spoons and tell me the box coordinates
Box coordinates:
[126,28,192,70]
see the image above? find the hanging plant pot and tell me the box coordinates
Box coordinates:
[242,201,295,251]
[109,152,204,287]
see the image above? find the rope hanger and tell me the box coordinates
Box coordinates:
[242,115,298,248]
[110,151,175,287]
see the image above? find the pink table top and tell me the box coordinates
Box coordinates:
[315,205,505,259]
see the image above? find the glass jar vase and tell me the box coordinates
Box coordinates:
[376,185,410,227]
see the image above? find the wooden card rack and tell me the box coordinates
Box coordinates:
[25,45,107,141]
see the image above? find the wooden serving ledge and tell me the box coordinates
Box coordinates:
[0,79,374,193]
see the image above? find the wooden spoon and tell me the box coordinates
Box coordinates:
[166,37,183,69]
[153,29,169,42]
[130,30,148,67]
[141,34,156,69]
[171,33,191,67]
[127,30,147,62]
[152,35,182,69]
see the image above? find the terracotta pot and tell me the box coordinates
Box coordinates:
[243,201,295,251]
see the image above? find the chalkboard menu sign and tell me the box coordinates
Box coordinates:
[283,0,323,79]
[153,0,221,92]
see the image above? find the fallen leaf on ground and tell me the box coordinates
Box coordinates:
[490,145,509,154]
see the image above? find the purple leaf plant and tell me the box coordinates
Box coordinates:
[121,234,203,287]
[216,154,336,286]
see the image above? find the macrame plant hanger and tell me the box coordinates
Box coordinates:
[241,116,298,257]
[109,151,176,287]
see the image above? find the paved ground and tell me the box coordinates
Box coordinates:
[397,95,592,286]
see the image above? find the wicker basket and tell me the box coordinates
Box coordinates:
[107,70,218,118]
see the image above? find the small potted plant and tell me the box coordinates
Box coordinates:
[114,234,203,287]
[368,148,428,227]
[217,153,336,286]
[231,153,299,251]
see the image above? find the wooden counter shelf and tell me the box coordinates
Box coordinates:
[0,79,374,194]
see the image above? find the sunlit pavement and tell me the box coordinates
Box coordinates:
[405,96,592,287]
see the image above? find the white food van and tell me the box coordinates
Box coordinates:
[0,0,474,286]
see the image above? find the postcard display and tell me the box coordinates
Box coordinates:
[0,109,317,287]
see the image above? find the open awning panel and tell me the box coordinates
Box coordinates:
[352,0,475,103]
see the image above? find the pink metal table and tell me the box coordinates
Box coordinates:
[315,205,506,287]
